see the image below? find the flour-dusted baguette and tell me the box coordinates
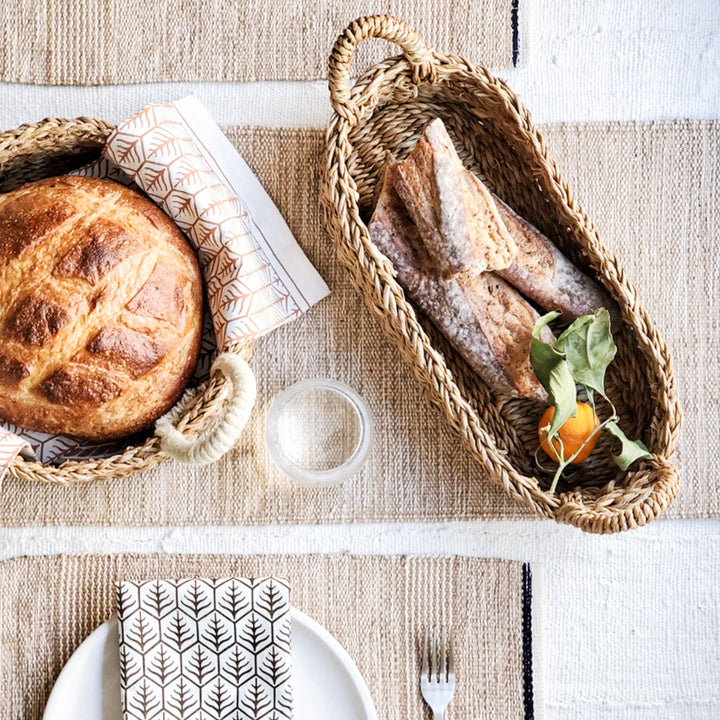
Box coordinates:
[401,118,614,322]
[491,192,614,322]
[369,160,550,401]
[367,156,429,298]
[392,119,517,279]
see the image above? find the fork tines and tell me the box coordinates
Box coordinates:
[420,627,456,718]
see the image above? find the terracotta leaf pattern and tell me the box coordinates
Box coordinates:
[104,100,309,349]
[117,577,292,720]
[0,428,30,479]
[74,157,135,186]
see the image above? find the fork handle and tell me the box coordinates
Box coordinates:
[432,712,445,720]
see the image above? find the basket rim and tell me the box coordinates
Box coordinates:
[321,15,682,533]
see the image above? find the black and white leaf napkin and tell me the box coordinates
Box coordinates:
[116,577,292,720]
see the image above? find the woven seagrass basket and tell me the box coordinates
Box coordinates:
[321,15,682,533]
[0,117,256,484]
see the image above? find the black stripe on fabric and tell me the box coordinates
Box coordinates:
[511,0,520,66]
[522,562,535,720]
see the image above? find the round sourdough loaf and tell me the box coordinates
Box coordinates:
[0,175,203,441]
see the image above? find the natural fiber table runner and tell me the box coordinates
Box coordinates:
[0,120,716,526]
[0,0,514,85]
[0,553,536,719]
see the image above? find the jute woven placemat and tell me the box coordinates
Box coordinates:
[0,120,716,526]
[0,0,514,84]
[0,553,536,720]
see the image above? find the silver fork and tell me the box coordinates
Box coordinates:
[420,628,456,719]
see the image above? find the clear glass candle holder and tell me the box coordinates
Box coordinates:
[265,378,373,486]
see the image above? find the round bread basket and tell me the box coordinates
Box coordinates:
[321,15,682,533]
[0,117,256,484]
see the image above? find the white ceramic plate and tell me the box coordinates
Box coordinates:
[43,609,377,720]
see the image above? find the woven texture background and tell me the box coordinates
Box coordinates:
[0,120,716,526]
[0,553,527,719]
[0,0,513,85]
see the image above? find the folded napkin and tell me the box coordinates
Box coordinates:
[94,97,329,349]
[116,577,292,720]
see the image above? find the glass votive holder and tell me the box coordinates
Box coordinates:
[265,378,373,486]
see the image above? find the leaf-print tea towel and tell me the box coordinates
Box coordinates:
[79,95,330,350]
[117,577,293,720]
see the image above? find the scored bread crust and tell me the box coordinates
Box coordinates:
[0,175,203,441]
[491,193,615,322]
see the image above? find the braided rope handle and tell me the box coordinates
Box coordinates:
[328,15,437,121]
[155,353,257,465]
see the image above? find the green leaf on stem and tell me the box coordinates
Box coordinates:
[605,421,653,470]
[555,309,617,399]
[531,312,577,436]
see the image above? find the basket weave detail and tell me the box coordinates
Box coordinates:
[321,15,682,533]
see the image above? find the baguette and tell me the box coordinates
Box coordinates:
[369,160,550,401]
[392,119,517,279]
[400,118,614,323]
[492,191,615,322]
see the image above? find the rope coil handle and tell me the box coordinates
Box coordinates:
[155,353,257,465]
[328,15,437,121]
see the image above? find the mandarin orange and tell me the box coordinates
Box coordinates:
[538,401,601,464]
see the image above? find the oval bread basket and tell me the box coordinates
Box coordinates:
[321,15,682,533]
[0,117,256,484]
